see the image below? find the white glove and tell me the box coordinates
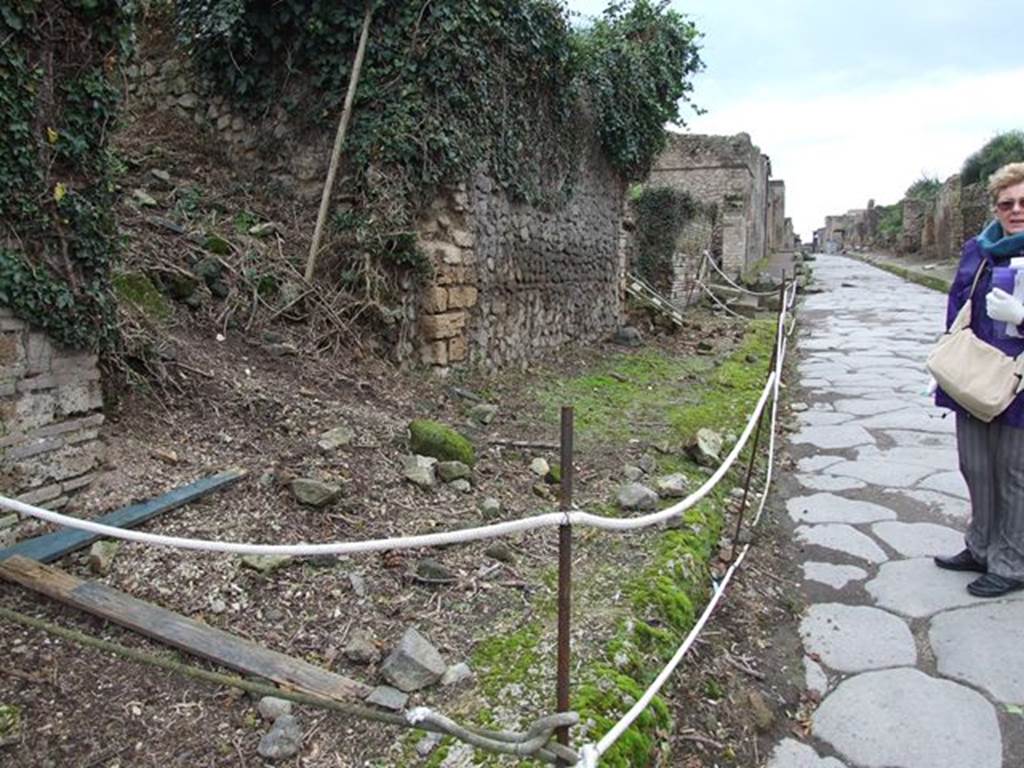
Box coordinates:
[926,376,937,396]
[986,288,1024,325]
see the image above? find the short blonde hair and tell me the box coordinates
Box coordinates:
[989,162,1024,203]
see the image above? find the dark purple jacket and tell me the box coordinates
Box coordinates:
[935,236,1024,426]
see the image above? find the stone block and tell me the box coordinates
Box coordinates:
[446,286,478,310]
[35,413,104,439]
[13,390,56,432]
[421,287,448,314]
[65,428,99,446]
[14,441,103,489]
[421,312,465,340]
[448,335,467,363]
[433,242,463,266]
[6,436,64,461]
[17,482,63,505]
[0,315,26,332]
[16,374,55,393]
[420,341,448,366]
[51,351,99,374]
[452,229,475,248]
[56,381,103,416]
[434,264,467,286]
[0,333,23,367]
[25,332,53,375]
[62,472,97,494]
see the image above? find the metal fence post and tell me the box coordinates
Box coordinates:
[556,406,574,762]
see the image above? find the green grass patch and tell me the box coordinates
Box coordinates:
[863,259,950,293]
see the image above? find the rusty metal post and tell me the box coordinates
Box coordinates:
[730,277,787,561]
[555,406,574,761]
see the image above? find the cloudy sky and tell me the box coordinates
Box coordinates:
[566,0,1021,240]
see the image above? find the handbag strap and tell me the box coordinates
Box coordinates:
[949,258,990,333]
[966,257,989,301]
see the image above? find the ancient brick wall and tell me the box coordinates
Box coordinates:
[412,132,627,371]
[670,207,717,307]
[767,180,786,253]
[0,308,105,510]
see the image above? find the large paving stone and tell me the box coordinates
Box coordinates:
[824,458,934,488]
[893,489,970,522]
[804,656,829,697]
[803,562,868,590]
[798,455,845,473]
[870,522,963,558]
[791,424,875,450]
[800,604,916,672]
[813,668,1002,768]
[855,410,955,433]
[864,558,1024,618]
[930,601,1024,704]
[917,471,968,499]
[797,474,867,492]
[767,739,847,768]
[796,524,888,564]
[854,444,958,471]
[881,429,955,450]
[798,411,856,427]
[787,493,896,525]
[831,398,913,416]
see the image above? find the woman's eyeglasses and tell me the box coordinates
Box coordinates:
[996,197,1024,213]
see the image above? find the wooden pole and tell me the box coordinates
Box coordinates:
[303,2,374,283]
[555,406,574,763]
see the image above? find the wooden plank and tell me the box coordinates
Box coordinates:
[0,556,370,702]
[0,469,246,563]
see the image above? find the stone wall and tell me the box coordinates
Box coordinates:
[647,132,772,275]
[671,206,717,307]
[412,130,627,371]
[0,308,105,511]
[767,180,785,253]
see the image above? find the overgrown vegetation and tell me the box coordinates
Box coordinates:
[876,202,902,242]
[175,0,703,272]
[0,0,134,349]
[962,130,1024,187]
[630,185,699,292]
[904,175,942,201]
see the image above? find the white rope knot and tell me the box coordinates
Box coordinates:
[577,743,600,767]
[405,706,431,725]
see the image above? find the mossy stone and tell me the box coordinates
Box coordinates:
[408,419,475,466]
[113,272,171,321]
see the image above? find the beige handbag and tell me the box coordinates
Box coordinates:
[927,259,1024,422]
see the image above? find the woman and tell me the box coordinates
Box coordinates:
[934,161,1024,597]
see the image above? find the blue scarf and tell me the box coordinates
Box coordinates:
[978,220,1024,258]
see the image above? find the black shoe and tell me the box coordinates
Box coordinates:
[934,548,987,573]
[967,573,1024,598]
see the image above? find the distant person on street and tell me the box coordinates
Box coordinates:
[934,162,1024,597]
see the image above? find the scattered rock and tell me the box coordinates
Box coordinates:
[318,426,355,451]
[150,447,180,464]
[449,478,472,493]
[688,428,723,465]
[532,482,553,500]
[697,340,714,355]
[412,558,456,584]
[529,457,550,477]
[132,188,158,207]
[748,690,775,731]
[791,402,809,412]
[415,732,443,757]
[344,629,381,665]
[380,628,447,692]
[637,454,657,474]
[441,662,473,687]
[623,465,644,482]
[289,478,341,508]
[468,404,499,426]
[479,497,502,520]
[241,554,291,574]
[87,540,119,575]
[209,598,227,615]
[348,571,367,598]
[257,714,303,760]
[150,168,172,184]
[617,483,659,511]
[248,221,279,237]
[366,686,408,711]
[408,420,476,466]
[655,474,689,498]
[437,460,471,482]
[613,326,643,347]
[484,543,516,564]
[257,697,293,723]
[265,342,299,357]
[402,455,438,488]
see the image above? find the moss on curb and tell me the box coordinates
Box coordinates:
[408,419,476,466]
[846,254,952,293]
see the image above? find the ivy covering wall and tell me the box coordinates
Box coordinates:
[0,0,134,349]
[631,185,698,291]
[175,0,704,269]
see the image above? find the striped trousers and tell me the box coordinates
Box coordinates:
[957,413,1024,580]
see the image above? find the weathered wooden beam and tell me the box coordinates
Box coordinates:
[0,469,246,563]
[0,556,370,702]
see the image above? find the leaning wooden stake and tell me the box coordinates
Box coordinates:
[303,1,374,282]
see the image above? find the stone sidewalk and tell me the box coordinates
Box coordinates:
[767,254,1024,768]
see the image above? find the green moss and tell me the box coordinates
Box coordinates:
[852,257,950,293]
[0,703,21,741]
[408,419,476,466]
[112,271,171,322]
[471,623,545,698]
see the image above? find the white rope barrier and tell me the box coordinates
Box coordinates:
[697,279,745,319]
[577,278,798,766]
[704,253,779,297]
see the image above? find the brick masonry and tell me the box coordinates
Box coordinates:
[0,307,105,510]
